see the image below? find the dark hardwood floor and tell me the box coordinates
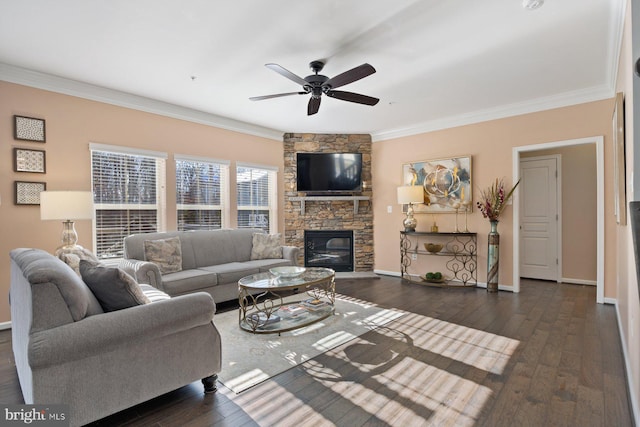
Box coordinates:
[0,277,634,426]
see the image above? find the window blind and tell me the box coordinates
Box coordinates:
[90,146,166,259]
[236,164,277,233]
[176,156,229,231]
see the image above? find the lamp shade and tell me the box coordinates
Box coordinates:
[40,191,94,220]
[397,186,423,205]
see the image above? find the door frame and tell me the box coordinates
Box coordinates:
[519,154,562,283]
[512,136,604,303]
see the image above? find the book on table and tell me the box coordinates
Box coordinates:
[278,304,307,317]
[249,312,281,325]
[301,298,329,311]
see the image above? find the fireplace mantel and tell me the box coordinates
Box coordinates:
[289,195,370,215]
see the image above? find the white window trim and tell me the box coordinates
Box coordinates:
[236,161,278,172]
[90,144,167,259]
[175,154,230,229]
[90,142,168,159]
[236,163,278,233]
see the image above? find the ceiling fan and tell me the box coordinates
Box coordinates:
[250,60,379,115]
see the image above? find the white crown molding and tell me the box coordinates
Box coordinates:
[607,0,628,92]
[0,62,284,142]
[371,84,614,142]
[0,61,618,144]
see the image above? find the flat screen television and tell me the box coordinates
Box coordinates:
[296,152,363,194]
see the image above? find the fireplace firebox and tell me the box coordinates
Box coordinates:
[304,230,354,272]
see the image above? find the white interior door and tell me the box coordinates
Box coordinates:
[519,156,559,281]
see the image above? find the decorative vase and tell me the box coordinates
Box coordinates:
[487,220,500,292]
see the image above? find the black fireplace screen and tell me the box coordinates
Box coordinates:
[304,230,354,272]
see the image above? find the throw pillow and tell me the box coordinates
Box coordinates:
[143,236,182,274]
[251,233,283,260]
[79,260,151,312]
[56,247,100,277]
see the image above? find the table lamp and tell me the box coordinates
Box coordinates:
[40,191,94,251]
[397,185,423,232]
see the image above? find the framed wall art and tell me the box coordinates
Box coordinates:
[14,115,46,142]
[613,92,626,225]
[13,148,46,173]
[15,181,46,205]
[402,156,472,213]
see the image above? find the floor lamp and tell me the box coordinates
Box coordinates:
[40,191,94,253]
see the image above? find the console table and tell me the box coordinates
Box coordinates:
[400,231,477,287]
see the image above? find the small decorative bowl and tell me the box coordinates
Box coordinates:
[269,266,306,278]
[424,243,443,253]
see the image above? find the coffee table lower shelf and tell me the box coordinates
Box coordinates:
[239,301,335,334]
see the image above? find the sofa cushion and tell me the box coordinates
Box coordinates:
[199,263,260,285]
[11,248,103,321]
[160,269,218,295]
[251,233,283,260]
[144,236,183,274]
[80,260,151,312]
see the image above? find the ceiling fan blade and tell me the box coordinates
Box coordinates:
[249,92,306,101]
[323,63,376,89]
[308,97,321,115]
[265,63,308,87]
[326,90,379,106]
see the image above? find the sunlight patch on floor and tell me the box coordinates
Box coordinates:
[227,310,520,426]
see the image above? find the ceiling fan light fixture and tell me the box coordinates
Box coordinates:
[522,0,544,10]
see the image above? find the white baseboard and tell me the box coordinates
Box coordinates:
[0,321,11,331]
[614,302,640,426]
[373,269,400,277]
[562,277,597,286]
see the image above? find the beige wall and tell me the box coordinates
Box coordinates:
[372,99,615,295]
[522,145,597,283]
[615,0,640,418]
[0,81,284,323]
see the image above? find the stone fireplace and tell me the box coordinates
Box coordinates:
[283,133,373,272]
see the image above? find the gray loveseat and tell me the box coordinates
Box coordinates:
[120,228,300,303]
[10,248,221,427]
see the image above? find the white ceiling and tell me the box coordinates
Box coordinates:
[0,0,625,141]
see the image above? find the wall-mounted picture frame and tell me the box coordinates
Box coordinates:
[13,147,46,173]
[402,156,472,214]
[613,92,626,225]
[14,115,46,142]
[15,181,46,205]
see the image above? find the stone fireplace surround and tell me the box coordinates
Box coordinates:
[283,133,373,272]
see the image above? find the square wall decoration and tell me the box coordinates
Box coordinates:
[14,115,46,142]
[15,181,46,205]
[13,148,46,173]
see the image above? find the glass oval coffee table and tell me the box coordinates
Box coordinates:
[238,267,335,334]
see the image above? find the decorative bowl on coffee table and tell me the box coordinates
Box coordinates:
[269,266,306,278]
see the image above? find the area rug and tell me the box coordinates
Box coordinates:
[215,294,405,393]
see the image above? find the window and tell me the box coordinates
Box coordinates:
[176,155,229,231]
[90,143,167,260]
[236,163,277,233]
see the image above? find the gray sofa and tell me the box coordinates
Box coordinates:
[10,248,222,427]
[120,228,300,303]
